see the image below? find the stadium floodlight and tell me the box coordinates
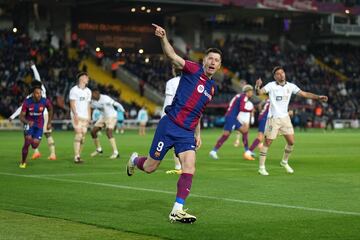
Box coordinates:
[345,9,350,14]
[139,49,144,54]
[146,9,151,13]
[117,48,123,53]
[131,8,136,12]
[12,27,17,33]
[145,57,149,63]
[156,7,161,12]
[141,6,146,11]
[96,47,101,52]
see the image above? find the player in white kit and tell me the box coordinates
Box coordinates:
[255,66,328,175]
[162,66,182,174]
[69,72,92,163]
[9,62,56,160]
[90,89,125,159]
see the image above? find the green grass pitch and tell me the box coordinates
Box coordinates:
[0,128,359,240]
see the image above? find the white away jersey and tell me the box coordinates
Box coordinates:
[91,94,123,118]
[69,85,92,119]
[263,81,300,118]
[161,76,180,117]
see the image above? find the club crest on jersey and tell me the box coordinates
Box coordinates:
[211,86,215,95]
[39,106,44,111]
[197,84,205,93]
[154,151,161,157]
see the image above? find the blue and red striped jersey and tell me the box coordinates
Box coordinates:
[225,93,252,119]
[165,60,217,131]
[258,99,270,121]
[21,97,51,128]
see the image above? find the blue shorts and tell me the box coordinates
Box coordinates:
[258,117,267,133]
[24,125,43,140]
[223,116,242,132]
[149,115,196,161]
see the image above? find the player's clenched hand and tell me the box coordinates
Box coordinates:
[255,78,262,88]
[195,136,202,150]
[152,23,166,39]
[318,95,328,102]
[28,121,34,127]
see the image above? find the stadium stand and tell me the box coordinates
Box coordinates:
[0,30,146,120]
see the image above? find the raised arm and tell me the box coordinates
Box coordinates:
[9,105,22,121]
[152,24,185,69]
[297,90,328,102]
[255,78,267,95]
[31,63,41,82]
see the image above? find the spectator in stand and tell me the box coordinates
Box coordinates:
[299,108,310,131]
[137,106,148,136]
[325,107,335,131]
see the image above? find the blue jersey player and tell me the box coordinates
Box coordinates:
[209,85,254,160]
[243,97,270,160]
[19,82,53,168]
[126,23,222,224]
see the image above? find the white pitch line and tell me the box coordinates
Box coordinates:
[25,172,121,177]
[1,172,359,217]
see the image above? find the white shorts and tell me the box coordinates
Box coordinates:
[265,116,294,139]
[237,112,250,125]
[71,117,89,134]
[94,117,117,130]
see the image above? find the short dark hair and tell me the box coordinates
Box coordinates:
[76,72,88,81]
[272,66,284,76]
[205,48,222,59]
[92,88,100,92]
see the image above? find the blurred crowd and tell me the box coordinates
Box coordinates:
[1,30,359,123]
[0,31,130,120]
[214,37,360,120]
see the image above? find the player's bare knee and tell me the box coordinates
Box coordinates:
[91,130,97,138]
[75,133,82,142]
[31,140,40,149]
[265,138,273,146]
[144,164,158,173]
[223,131,230,136]
[182,167,195,175]
[106,129,113,138]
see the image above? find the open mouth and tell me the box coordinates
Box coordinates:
[208,66,215,71]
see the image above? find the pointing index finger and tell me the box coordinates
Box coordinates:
[152,23,159,28]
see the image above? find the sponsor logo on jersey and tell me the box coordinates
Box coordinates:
[276,96,282,101]
[204,89,212,100]
[197,84,205,93]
